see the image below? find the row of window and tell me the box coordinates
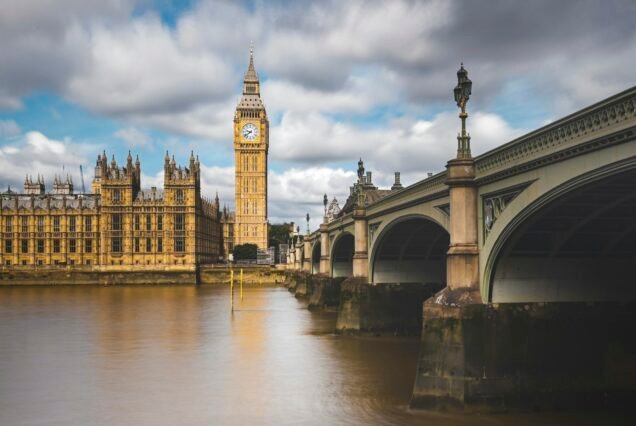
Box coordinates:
[112,189,185,204]
[242,154,260,172]
[111,214,183,231]
[111,237,183,253]
[4,239,93,254]
[242,200,260,215]
[4,259,92,266]
[133,214,163,231]
[242,225,260,237]
[2,216,93,233]
[242,177,260,193]
[3,235,191,254]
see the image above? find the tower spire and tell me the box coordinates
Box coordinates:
[244,43,259,83]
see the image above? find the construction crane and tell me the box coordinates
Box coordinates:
[79,165,86,194]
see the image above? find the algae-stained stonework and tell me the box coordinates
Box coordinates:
[0,151,223,270]
[223,48,269,256]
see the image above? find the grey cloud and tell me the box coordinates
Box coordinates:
[1,0,635,214]
[0,0,139,107]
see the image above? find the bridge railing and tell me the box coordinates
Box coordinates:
[475,86,636,178]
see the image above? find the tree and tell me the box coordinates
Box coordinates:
[233,243,257,261]
[269,223,292,262]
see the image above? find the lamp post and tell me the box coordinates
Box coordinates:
[306,213,310,235]
[445,63,481,301]
[323,194,328,219]
[453,63,472,159]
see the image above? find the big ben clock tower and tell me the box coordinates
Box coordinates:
[233,47,269,250]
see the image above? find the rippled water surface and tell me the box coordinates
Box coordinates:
[0,285,633,425]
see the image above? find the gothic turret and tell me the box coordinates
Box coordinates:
[52,174,73,195]
[24,175,45,195]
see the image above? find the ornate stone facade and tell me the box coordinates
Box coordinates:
[0,151,222,270]
[223,47,269,256]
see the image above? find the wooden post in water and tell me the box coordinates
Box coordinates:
[240,269,244,301]
[231,270,234,310]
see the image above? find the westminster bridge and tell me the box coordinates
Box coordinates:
[285,71,636,411]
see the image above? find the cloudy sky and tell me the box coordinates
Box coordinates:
[1,0,635,228]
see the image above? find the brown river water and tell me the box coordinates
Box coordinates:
[0,284,633,425]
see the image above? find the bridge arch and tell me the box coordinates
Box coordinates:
[371,215,449,286]
[330,231,354,278]
[486,162,636,303]
[311,240,321,274]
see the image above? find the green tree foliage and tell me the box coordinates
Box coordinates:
[233,243,257,261]
[269,223,292,247]
[269,223,292,262]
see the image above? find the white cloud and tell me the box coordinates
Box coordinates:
[66,15,234,117]
[0,131,93,191]
[114,127,151,148]
[200,164,235,207]
[2,0,634,145]
[0,120,21,137]
[262,71,397,117]
[196,163,355,226]
[25,131,66,155]
[271,109,524,175]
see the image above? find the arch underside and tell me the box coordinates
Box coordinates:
[311,242,320,274]
[331,233,354,278]
[491,169,636,302]
[372,218,449,285]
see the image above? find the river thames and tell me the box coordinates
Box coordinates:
[0,285,632,425]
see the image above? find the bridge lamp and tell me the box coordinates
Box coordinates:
[306,213,310,235]
[323,194,328,217]
[454,64,472,107]
[454,63,472,159]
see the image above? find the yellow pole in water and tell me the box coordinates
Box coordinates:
[231,269,234,311]
[240,268,244,300]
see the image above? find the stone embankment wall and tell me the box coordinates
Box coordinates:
[0,265,285,285]
[0,267,197,285]
[335,278,444,335]
[199,266,286,285]
[411,300,636,412]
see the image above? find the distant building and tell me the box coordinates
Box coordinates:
[0,150,222,269]
[335,158,403,218]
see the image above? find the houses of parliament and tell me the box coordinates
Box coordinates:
[0,49,269,270]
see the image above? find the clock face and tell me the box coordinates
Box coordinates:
[241,123,258,141]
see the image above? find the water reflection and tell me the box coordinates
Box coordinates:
[0,285,633,425]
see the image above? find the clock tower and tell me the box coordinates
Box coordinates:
[233,47,269,251]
